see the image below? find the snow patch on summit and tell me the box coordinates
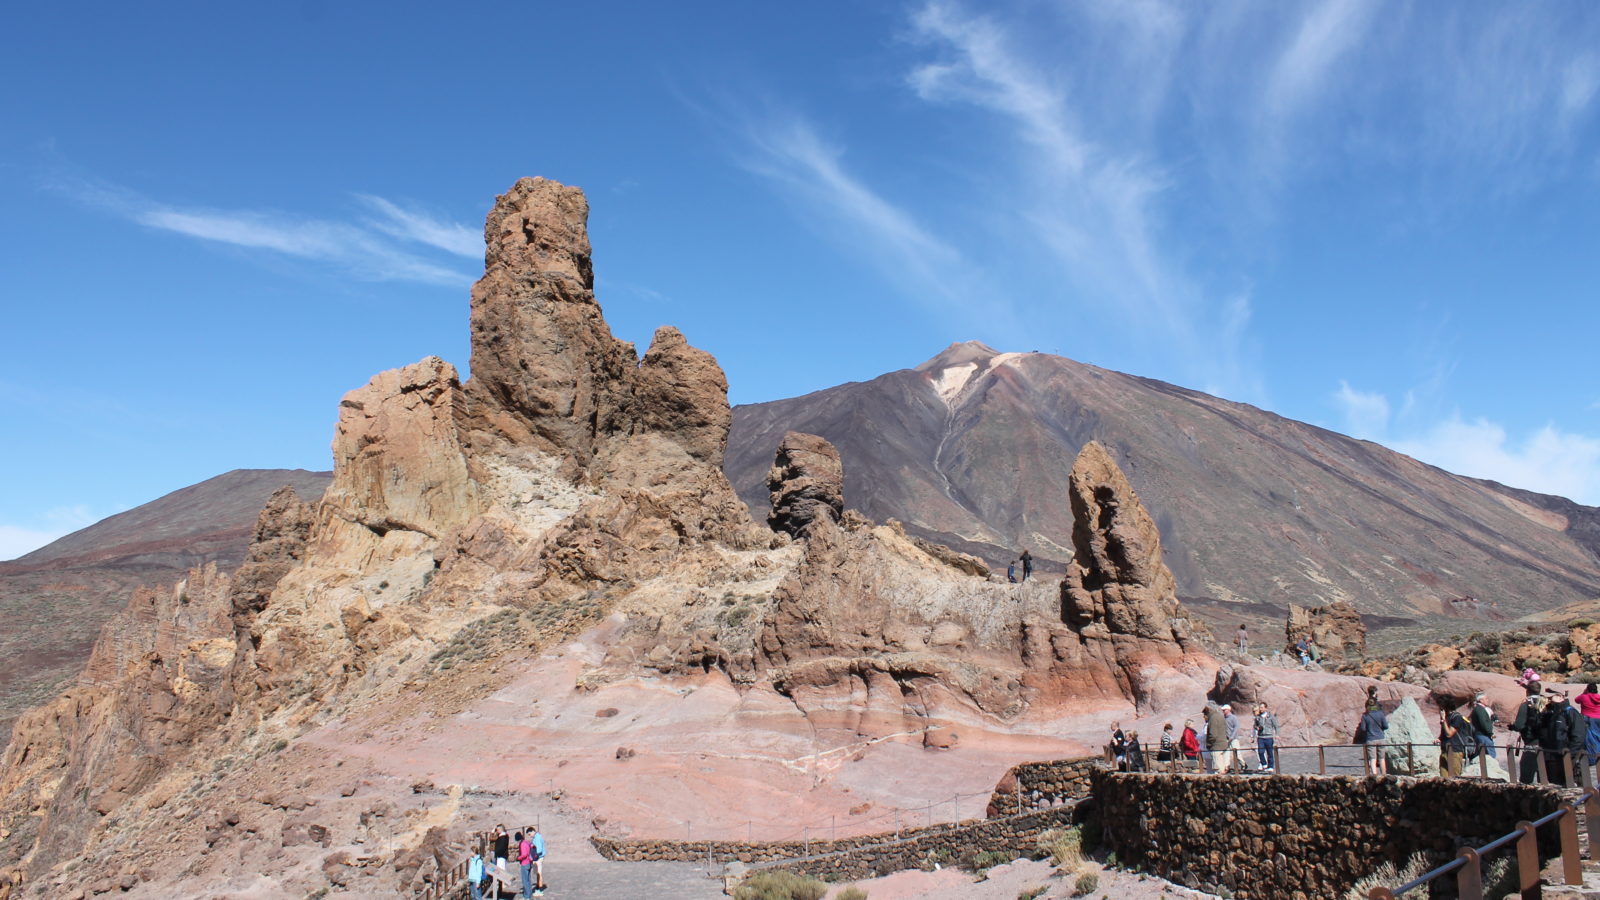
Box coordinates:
[931,363,978,405]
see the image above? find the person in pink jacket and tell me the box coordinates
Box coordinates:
[1576,683,1600,762]
[516,831,533,897]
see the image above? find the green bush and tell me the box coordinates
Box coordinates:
[733,871,829,900]
[1570,618,1596,630]
[1072,871,1099,896]
[1017,887,1047,900]
[968,849,1013,872]
[836,888,868,900]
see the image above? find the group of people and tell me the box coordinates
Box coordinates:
[1231,623,1324,668]
[1504,681,1600,784]
[467,824,546,899]
[1110,701,1280,774]
[1006,550,1034,583]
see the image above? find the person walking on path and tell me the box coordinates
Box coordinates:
[468,848,487,900]
[1019,550,1033,582]
[1471,693,1498,760]
[1235,624,1249,656]
[1359,701,1389,775]
[516,831,533,898]
[531,826,547,895]
[1575,683,1600,762]
[1203,703,1229,773]
[1254,702,1279,772]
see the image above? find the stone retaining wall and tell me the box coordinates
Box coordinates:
[984,756,1103,816]
[745,805,1080,883]
[591,817,970,866]
[1093,771,1563,900]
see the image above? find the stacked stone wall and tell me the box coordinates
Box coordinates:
[1093,771,1562,899]
[984,756,1103,816]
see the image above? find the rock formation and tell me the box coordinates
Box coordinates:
[767,431,844,537]
[1286,600,1366,660]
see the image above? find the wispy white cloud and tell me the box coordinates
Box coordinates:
[356,195,482,259]
[723,104,976,315]
[47,174,475,286]
[1394,419,1600,506]
[1333,381,1600,504]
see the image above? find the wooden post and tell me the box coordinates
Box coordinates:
[1537,750,1549,784]
[1479,749,1489,779]
[1515,822,1540,900]
[1362,743,1371,775]
[1590,792,1600,856]
[1407,742,1416,775]
[1561,806,1584,885]
[1563,752,1576,786]
[1318,745,1327,775]
[1508,746,1520,783]
[1456,846,1484,900]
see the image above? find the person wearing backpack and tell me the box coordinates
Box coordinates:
[1470,693,1498,759]
[1540,691,1576,786]
[1440,706,1472,777]
[1512,687,1546,782]
[468,848,487,900]
[530,826,547,896]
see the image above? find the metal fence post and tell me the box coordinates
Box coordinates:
[1456,846,1484,900]
[1515,821,1539,900]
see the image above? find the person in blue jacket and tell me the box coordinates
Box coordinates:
[467,848,486,900]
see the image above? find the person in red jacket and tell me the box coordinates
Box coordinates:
[1180,719,1201,770]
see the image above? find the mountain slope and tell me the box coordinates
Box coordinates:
[0,469,331,740]
[726,342,1600,636]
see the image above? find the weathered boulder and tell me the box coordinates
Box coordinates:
[1286,599,1366,660]
[767,432,844,538]
[1382,697,1439,775]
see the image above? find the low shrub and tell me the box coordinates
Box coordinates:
[1017,887,1047,900]
[1072,871,1099,896]
[734,871,828,900]
[836,888,868,900]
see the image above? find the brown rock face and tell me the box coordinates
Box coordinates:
[1285,600,1367,660]
[767,432,845,537]
[1061,442,1190,645]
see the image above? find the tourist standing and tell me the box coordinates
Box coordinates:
[1203,703,1229,773]
[1512,686,1546,782]
[492,824,510,874]
[1575,683,1600,762]
[1007,560,1017,583]
[531,826,547,896]
[1110,722,1128,770]
[1254,702,1279,772]
[1440,706,1472,777]
[1222,704,1241,773]
[1540,690,1580,786]
[1127,731,1147,772]
[1471,693,1498,760]
[1157,723,1176,767]
[1235,624,1249,655]
[468,848,487,900]
[517,831,533,898]
[1359,701,1389,776]
[1180,720,1201,770]
[1020,550,1033,582]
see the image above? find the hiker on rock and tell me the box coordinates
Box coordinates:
[1235,624,1249,655]
[1019,550,1033,582]
[1294,636,1312,666]
[1254,702,1279,772]
[1007,560,1018,583]
[1203,703,1229,773]
[1470,693,1498,760]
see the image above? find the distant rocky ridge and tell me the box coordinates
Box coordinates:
[0,469,330,742]
[726,342,1600,639]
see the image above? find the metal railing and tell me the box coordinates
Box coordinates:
[1366,756,1600,899]
[1110,740,1596,787]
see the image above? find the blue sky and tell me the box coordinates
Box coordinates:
[4,1,1600,559]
